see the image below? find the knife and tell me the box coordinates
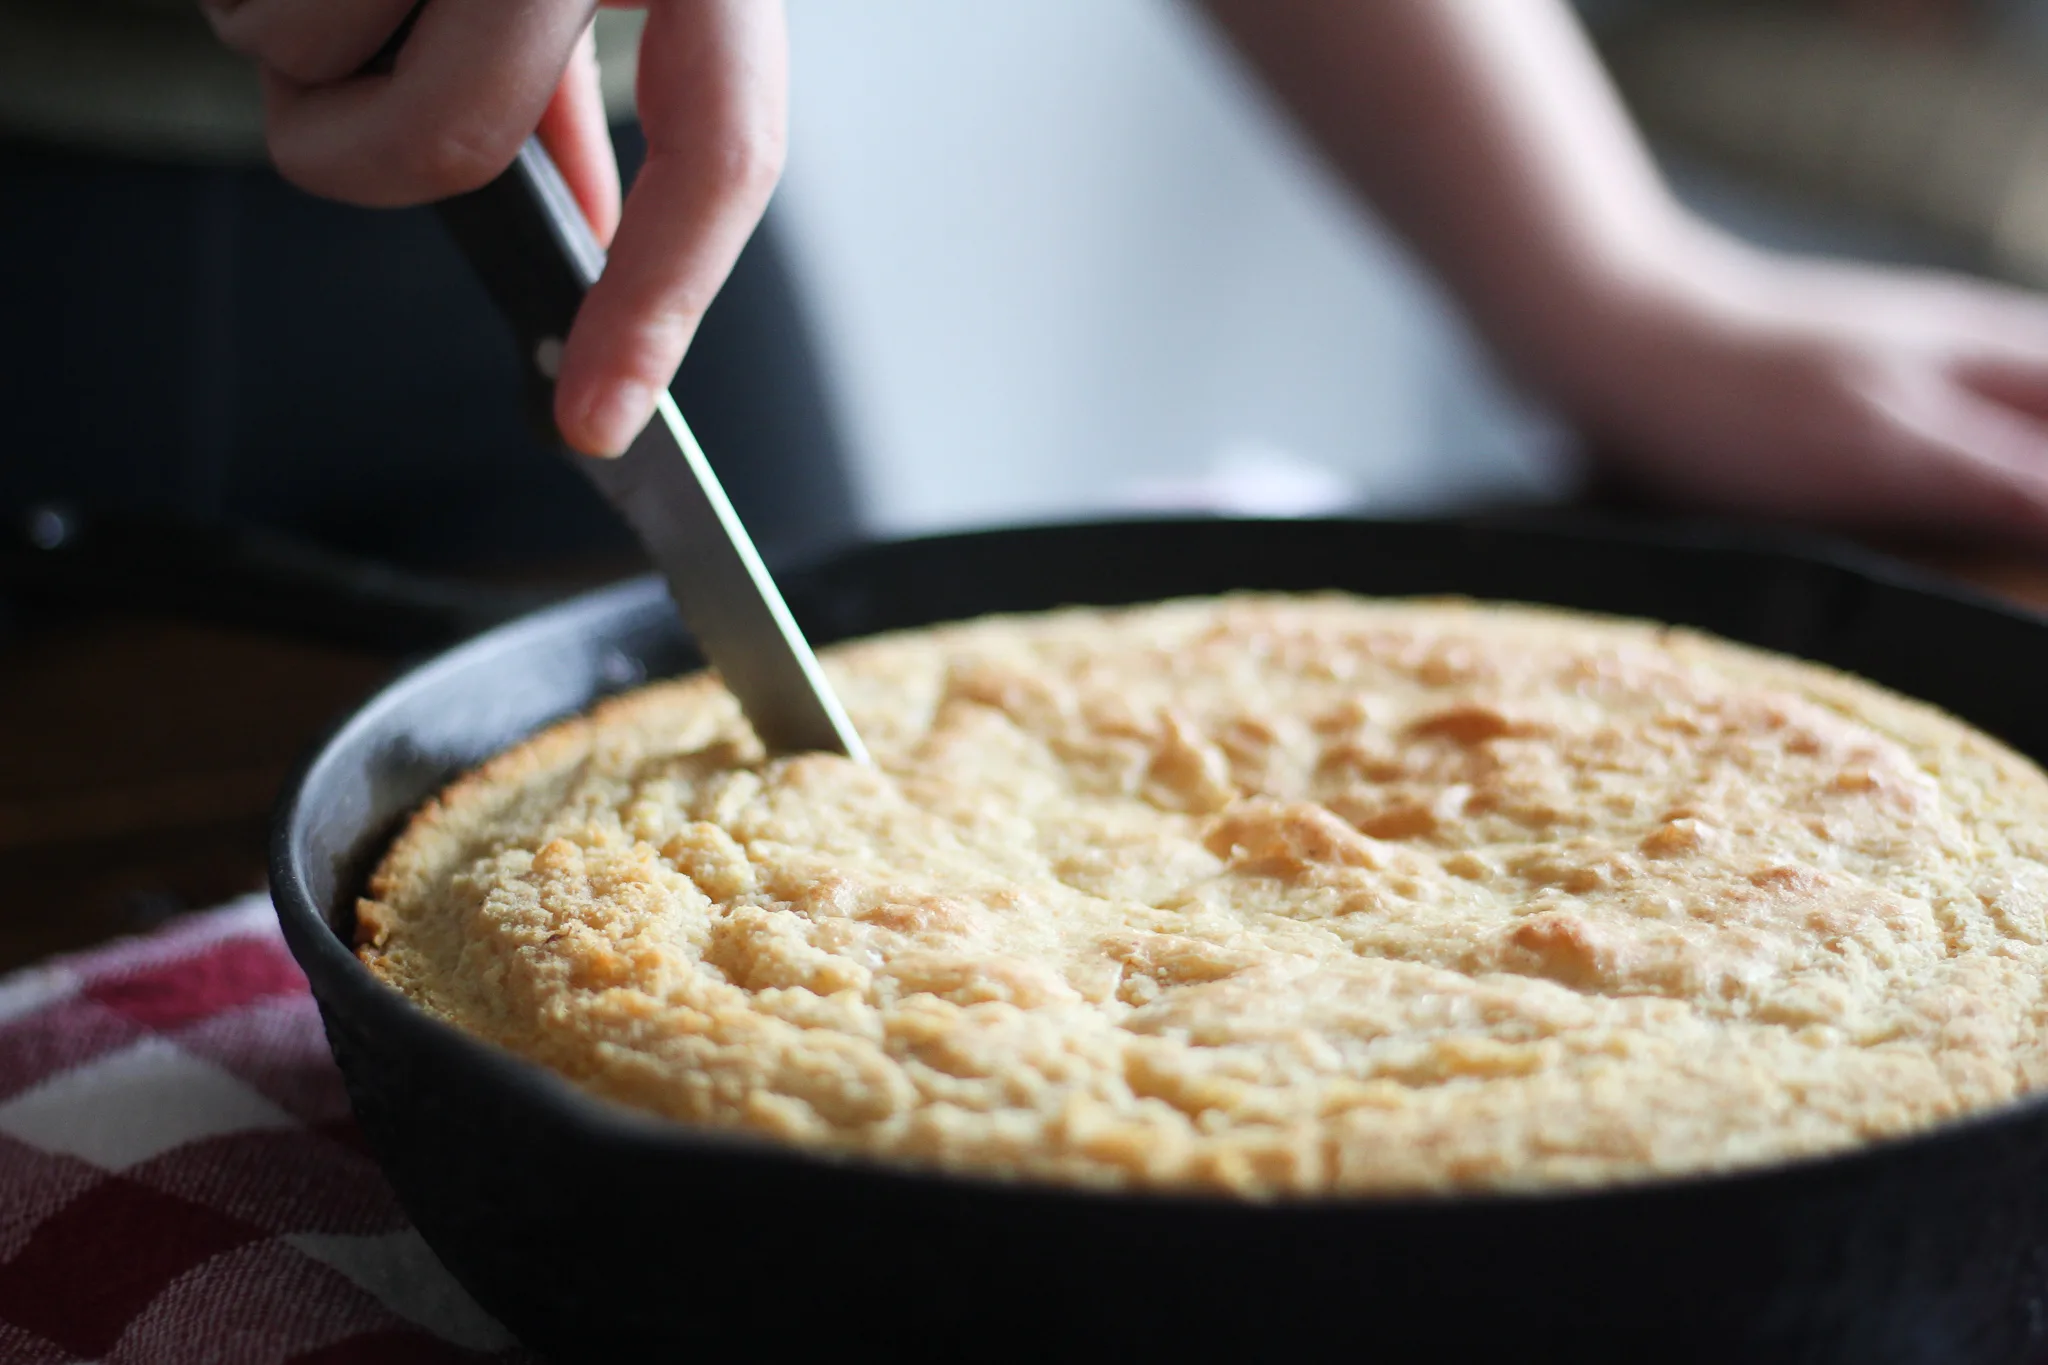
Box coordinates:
[435,140,869,762]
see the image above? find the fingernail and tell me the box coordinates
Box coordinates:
[573,380,655,458]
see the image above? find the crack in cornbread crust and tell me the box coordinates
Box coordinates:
[358,595,2048,1196]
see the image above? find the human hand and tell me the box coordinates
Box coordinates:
[1544,239,2048,543]
[201,0,787,457]
[1193,0,2047,545]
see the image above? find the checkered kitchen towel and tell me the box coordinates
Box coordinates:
[0,896,532,1364]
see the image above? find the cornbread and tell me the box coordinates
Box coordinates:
[358,595,2048,1196]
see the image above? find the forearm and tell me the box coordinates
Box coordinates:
[1196,0,1733,398]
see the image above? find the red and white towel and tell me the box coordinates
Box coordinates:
[0,896,533,1364]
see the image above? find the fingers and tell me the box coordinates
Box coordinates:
[263,0,599,207]
[1940,288,2048,424]
[1870,375,2048,540]
[230,0,782,459]
[204,0,420,86]
[551,0,788,456]
[1956,355,2048,427]
[537,24,623,247]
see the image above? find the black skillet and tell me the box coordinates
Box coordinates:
[273,513,2048,1365]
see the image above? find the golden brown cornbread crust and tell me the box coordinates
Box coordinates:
[358,595,2048,1196]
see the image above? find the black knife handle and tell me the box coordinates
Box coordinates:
[365,6,598,438]
[435,140,606,444]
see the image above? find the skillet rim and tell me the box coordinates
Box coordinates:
[269,511,2048,1216]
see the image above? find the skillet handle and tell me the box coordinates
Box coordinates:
[435,141,605,444]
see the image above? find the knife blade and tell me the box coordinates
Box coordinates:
[437,139,868,762]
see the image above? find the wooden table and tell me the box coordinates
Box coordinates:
[0,618,392,969]
[2,543,2044,976]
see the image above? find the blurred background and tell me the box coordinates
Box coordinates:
[778,0,2048,532]
[5,0,2048,966]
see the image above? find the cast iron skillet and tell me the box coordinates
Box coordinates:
[272,516,2048,1365]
